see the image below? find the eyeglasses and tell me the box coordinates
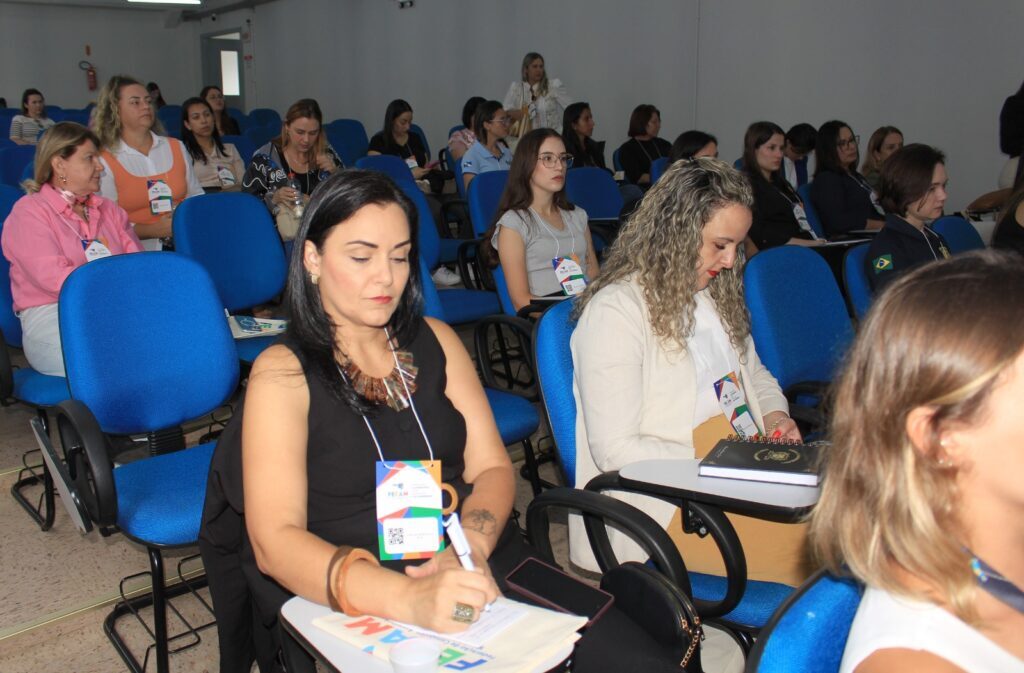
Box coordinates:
[837,135,860,149]
[537,153,574,169]
[489,116,511,127]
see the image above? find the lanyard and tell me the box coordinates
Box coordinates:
[45,194,98,244]
[531,208,576,259]
[968,549,1024,614]
[336,329,435,469]
[634,137,663,163]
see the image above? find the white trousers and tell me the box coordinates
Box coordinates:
[18,303,65,377]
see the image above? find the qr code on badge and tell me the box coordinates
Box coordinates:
[387,527,404,547]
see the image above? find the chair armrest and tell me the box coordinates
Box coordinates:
[584,471,748,619]
[789,403,826,434]
[0,329,12,402]
[455,239,484,290]
[525,487,691,592]
[473,314,537,393]
[55,399,118,532]
[439,199,469,239]
[783,381,829,404]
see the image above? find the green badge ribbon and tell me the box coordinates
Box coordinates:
[873,254,893,273]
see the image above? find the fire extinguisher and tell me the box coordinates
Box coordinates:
[79,60,97,91]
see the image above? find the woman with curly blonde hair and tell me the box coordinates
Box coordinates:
[810,250,1024,671]
[569,158,812,587]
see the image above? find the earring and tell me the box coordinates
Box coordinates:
[60,175,67,184]
[310,273,319,286]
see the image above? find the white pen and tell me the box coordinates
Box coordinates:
[443,513,492,611]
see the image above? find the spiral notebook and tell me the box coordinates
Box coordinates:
[698,436,824,486]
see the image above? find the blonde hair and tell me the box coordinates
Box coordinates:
[23,122,100,193]
[276,99,326,168]
[91,75,163,149]
[520,52,549,98]
[573,157,753,354]
[810,250,1024,623]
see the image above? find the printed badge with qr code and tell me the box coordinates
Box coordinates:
[374,460,445,561]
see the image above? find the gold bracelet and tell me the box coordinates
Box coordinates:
[327,547,379,615]
[767,415,791,434]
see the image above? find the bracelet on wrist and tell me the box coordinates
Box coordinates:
[326,546,379,615]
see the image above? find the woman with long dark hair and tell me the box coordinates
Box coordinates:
[561,102,605,169]
[669,130,718,163]
[367,99,431,180]
[483,128,599,311]
[181,97,245,192]
[201,84,241,136]
[809,119,886,236]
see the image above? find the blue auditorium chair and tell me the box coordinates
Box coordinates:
[650,157,670,184]
[931,215,985,253]
[355,154,415,184]
[247,107,280,129]
[842,244,873,319]
[797,184,826,239]
[220,134,255,164]
[324,119,369,168]
[0,145,36,186]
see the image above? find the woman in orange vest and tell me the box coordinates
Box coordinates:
[94,75,203,250]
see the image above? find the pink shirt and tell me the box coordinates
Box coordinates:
[1,183,143,312]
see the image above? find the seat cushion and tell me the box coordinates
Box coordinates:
[484,389,539,445]
[235,335,277,364]
[13,367,69,407]
[114,442,215,547]
[689,571,793,628]
[438,289,501,324]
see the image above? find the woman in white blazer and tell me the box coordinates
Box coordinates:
[570,158,813,586]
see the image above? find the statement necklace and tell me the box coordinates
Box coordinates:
[339,349,418,412]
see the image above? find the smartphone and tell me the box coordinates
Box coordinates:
[505,558,614,627]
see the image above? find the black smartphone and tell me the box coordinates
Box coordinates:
[505,558,614,627]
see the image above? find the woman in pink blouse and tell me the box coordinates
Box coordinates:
[1,122,143,376]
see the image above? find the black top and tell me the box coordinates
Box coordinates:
[220,113,241,137]
[810,168,885,237]
[199,322,472,655]
[368,131,428,168]
[242,141,343,212]
[618,137,672,186]
[748,174,815,250]
[568,137,607,170]
[865,213,951,293]
[993,205,1024,256]
[1000,93,1024,157]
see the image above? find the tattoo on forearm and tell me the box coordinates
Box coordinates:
[461,509,498,537]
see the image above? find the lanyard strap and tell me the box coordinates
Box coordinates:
[336,329,435,468]
[531,208,576,259]
[634,137,662,163]
[967,549,1024,614]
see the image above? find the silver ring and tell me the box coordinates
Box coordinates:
[452,602,475,624]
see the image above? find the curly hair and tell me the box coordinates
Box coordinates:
[92,75,162,149]
[810,250,1024,624]
[572,157,754,354]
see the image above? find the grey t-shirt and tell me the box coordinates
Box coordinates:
[492,206,591,297]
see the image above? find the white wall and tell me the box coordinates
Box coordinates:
[0,3,200,109]
[4,0,1018,208]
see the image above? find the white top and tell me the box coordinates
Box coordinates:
[686,289,743,426]
[840,586,1024,673]
[9,115,55,144]
[783,154,816,190]
[492,207,590,297]
[98,132,205,203]
[503,79,572,133]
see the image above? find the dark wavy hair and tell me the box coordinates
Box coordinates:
[285,170,423,415]
[481,128,574,268]
[628,104,660,138]
[180,97,226,164]
[742,121,786,184]
[20,88,45,116]
[380,99,414,154]
[473,100,504,145]
[461,96,486,130]
[815,119,858,176]
[670,130,718,162]
[878,144,946,217]
[561,102,602,168]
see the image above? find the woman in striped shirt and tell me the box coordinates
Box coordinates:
[8,88,55,145]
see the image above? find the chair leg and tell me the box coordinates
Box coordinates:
[518,438,558,497]
[10,409,56,531]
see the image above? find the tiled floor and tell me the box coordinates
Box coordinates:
[0,345,742,673]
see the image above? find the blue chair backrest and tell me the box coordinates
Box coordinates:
[612,148,622,173]
[0,145,36,186]
[58,253,239,435]
[227,107,249,131]
[325,119,369,168]
[245,125,279,152]
[355,154,415,184]
[448,124,465,138]
[171,192,287,311]
[248,108,280,128]
[733,157,744,170]
[534,300,578,484]
[397,180,440,270]
[491,266,518,317]
[842,244,872,319]
[797,183,825,239]
[220,135,256,164]
[0,184,25,346]
[21,160,34,184]
[744,246,854,390]
[931,215,984,253]
[418,257,447,321]
[449,147,468,200]
[61,110,91,125]
[410,123,430,158]
[0,138,15,151]
[468,170,509,237]
[157,106,181,138]
[748,571,862,673]
[565,167,623,221]
[650,157,670,184]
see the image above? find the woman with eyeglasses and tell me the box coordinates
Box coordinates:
[460,100,513,192]
[200,85,241,137]
[810,120,886,237]
[482,128,599,312]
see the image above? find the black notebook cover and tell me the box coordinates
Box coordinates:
[698,438,822,486]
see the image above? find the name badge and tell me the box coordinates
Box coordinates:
[404,156,419,170]
[714,371,761,439]
[375,460,445,561]
[552,254,587,296]
[82,239,112,263]
[147,179,173,215]
[216,165,236,186]
[792,203,817,238]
